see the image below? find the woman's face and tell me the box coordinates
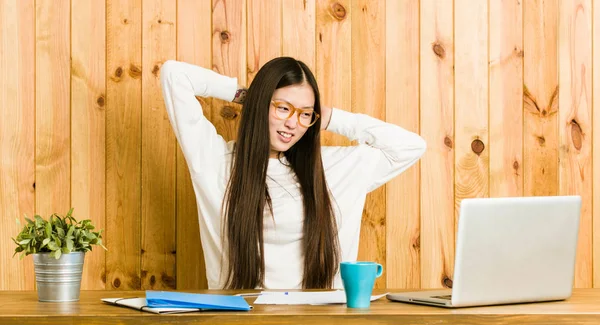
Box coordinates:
[268,83,315,158]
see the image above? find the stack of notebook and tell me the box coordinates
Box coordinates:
[102,291,252,314]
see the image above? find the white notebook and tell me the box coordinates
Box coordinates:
[102,297,200,314]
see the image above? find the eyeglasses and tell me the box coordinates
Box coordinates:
[270,100,320,128]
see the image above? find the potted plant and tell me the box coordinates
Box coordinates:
[12,208,107,302]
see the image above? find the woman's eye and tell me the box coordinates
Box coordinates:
[278,106,290,111]
[301,112,312,118]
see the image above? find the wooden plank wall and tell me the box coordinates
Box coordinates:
[420,0,454,290]
[1,0,599,290]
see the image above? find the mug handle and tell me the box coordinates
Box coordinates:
[375,263,383,278]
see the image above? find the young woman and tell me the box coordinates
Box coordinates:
[160,57,426,290]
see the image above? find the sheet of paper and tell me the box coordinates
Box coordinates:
[253,290,388,305]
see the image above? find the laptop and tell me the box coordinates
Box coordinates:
[387,195,582,308]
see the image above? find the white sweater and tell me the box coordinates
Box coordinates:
[160,60,427,289]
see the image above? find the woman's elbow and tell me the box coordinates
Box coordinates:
[159,60,180,82]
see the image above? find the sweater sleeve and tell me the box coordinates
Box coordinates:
[160,60,238,176]
[325,108,427,192]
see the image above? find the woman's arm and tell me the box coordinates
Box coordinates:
[160,60,239,176]
[325,107,426,192]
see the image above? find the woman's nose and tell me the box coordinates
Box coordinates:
[284,113,298,128]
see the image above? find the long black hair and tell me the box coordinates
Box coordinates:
[222,57,340,289]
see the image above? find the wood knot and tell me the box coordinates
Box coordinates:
[549,86,559,112]
[171,250,176,255]
[571,119,582,150]
[537,135,545,146]
[96,95,105,107]
[432,43,445,59]
[412,235,420,250]
[444,136,453,149]
[443,277,453,288]
[141,270,148,278]
[152,65,160,76]
[471,139,485,155]
[150,275,156,286]
[319,33,323,43]
[122,18,128,24]
[129,274,142,289]
[101,271,106,284]
[129,64,142,79]
[157,19,162,24]
[162,273,176,289]
[220,31,231,43]
[220,106,239,120]
[115,66,123,78]
[140,248,146,254]
[113,278,121,288]
[330,2,347,20]
[513,160,519,170]
[514,47,524,57]
[32,182,35,189]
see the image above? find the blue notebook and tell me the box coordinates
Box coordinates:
[146,291,251,311]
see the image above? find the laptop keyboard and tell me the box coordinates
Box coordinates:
[432,295,452,300]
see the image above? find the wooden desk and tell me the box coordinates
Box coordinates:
[1,289,600,324]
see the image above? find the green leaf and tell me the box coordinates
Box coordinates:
[18,239,31,245]
[47,241,59,251]
[66,239,74,251]
[51,215,61,229]
[45,221,52,238]
[56,227,65,238]
[67,225,74,238]
[52,234,61,248]
[50,249,62,259]
[41,238,51,249]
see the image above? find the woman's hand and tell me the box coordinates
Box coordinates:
[320,105,332,130]
[232,86,247,104]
